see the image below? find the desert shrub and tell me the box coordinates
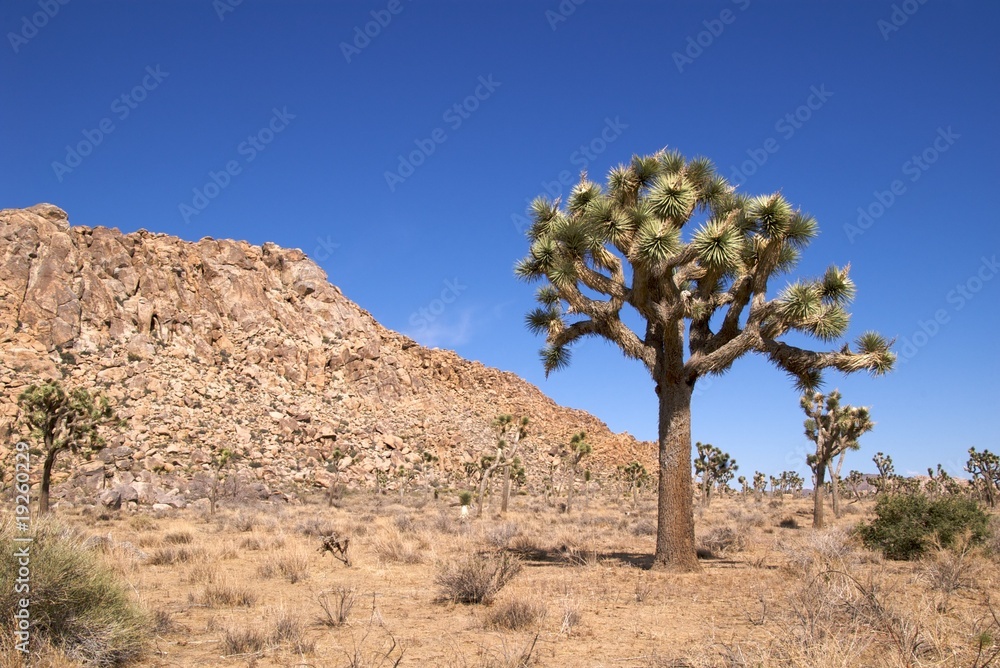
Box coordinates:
[699,526,748,556]
[0,518,149,666]
[630,517,657,536]
[257,552,310,583]
[858,493,991,560]
[316,587,356,627]
[485,522,520,550]
[393,512,417,533]
[187,563,218,585]
[239,535,264,551]
[435,552,522,604]
[483,596,547,631]
[198,582,258,607]
[370,526,426,564]
[163,531,193,545]
[297,517,337,537]
[146,546,204,566]
[230,510,257,532]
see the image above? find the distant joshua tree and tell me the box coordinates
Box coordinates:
[802,390,873,528]
[564,431,591,514]
[966,447,999,507]
[515,149,893,569]
[476,414,530,518]
[693,442,737,508]
[17,380,117,514]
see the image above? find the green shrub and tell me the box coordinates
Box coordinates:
[857,493,990,560]
[0,518,149,666]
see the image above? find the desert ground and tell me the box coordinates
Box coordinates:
[3,487,999,668]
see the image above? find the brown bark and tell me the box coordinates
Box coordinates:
[652,379,700,572]
[500,465,512,514]
[39,446,59,515]
[812,465,827,529]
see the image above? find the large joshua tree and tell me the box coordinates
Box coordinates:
[514,149,894,571]
[801,390,874,529]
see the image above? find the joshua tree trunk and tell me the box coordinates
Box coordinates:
[39,443,59,515]
[565,470,575,514]
[476,454,501,519]
[812,465,827,529]
[653,378,699,572]
[500,465,512,514]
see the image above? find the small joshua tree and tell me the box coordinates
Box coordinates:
[497,415,530,514]
[752,471,768,502]
[845,470,867,502]
[618,461,650,506]
[966,447,999,507]
[564,431,591,514]
[476,414,530,518]
[872,452,897,496]
[17,380,117,514]
[208,448,235,515]
[802,390,874,528]
[693,441,737,508]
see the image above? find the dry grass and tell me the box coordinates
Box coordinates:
[435,552,522,604]
[26,491,999,667]
[482,595,547,631]
[197,580,258,607]
[256,551,310,583]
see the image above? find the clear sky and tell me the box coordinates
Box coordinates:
[2,0,998,482]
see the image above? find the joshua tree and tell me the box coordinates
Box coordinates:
[515,149,894,570]
[496,415,530,514]
[693,441,737,508]
[737,475,749,497]
[476,414,530,518]
[776,470,804,496]
[208,448,234,515]
[845,470,867,502]
[966,447,999,507]
[618,461,650,506]
[872,452,897,496]
[802,390,874,528]
[17,380,117,514]
[752,471,768,502]
[564,431,591,514]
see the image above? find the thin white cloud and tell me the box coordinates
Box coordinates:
[405,308,475,348]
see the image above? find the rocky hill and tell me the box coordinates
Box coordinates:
[0,204,652,511]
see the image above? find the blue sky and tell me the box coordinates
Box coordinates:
[2,0,998,481]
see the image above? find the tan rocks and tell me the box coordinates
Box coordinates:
[0,204,655,510]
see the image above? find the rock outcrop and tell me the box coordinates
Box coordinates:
[0,204,652,509]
